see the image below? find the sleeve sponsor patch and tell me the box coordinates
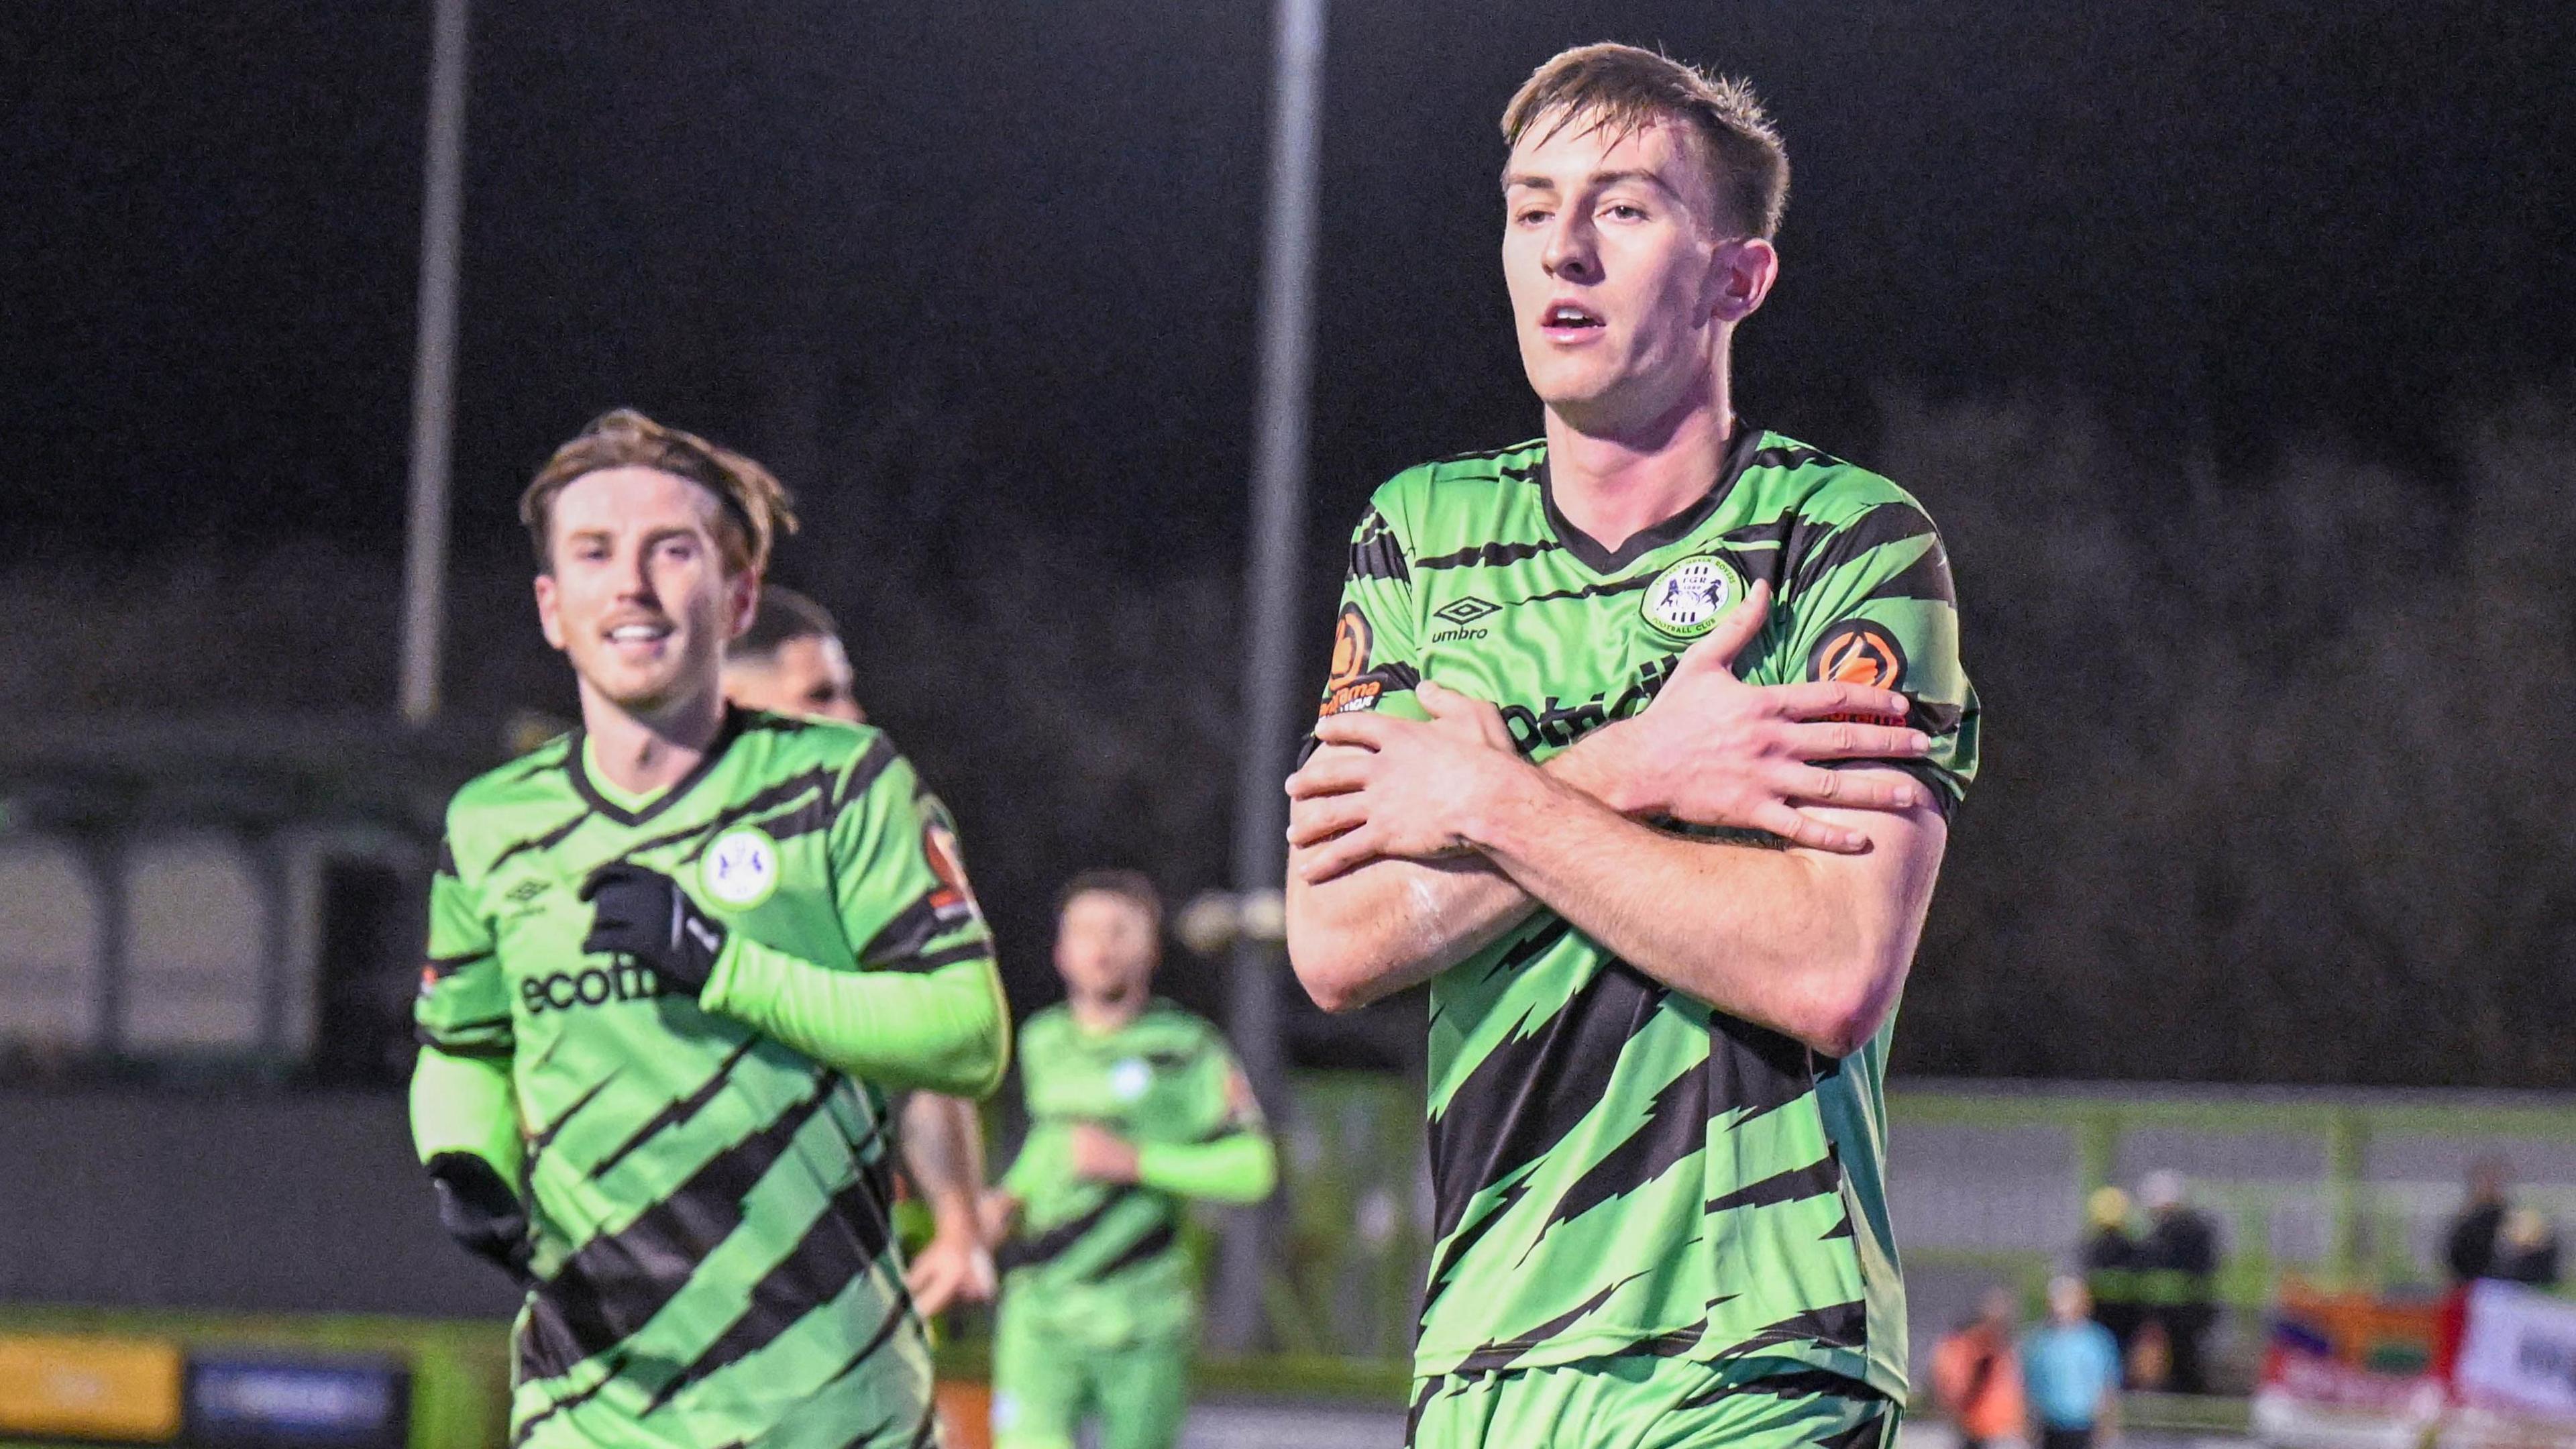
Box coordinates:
[1808,620,1910,723]
[1809,620,1905,690]
[918,803,983,927]
[1320,604,1383,716]
[1223,1065,1265,1127]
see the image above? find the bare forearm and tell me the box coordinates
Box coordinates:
[1464,761,1943,1057]
[1285,738,1631,1012]
[1285,854,1531,1012]
[900,1093,985,1220]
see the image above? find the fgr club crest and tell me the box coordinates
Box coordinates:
[700,826,781,910]
[1640,553,1746,640]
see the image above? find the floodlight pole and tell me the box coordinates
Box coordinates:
[1214,0,1326,1354]
[398,0,470,726]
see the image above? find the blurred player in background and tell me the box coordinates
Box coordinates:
[726,584,867,725]
[409,409,1010,1447]
[979,871,1278,1449]
[724,585,998,1321]
[1285,43,1979,1449]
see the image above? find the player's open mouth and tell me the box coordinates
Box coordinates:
[605,621,674,651]
[1539,301,1604,338]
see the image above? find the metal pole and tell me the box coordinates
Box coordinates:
[1215,0,1326,1354]
[398,0,470,726]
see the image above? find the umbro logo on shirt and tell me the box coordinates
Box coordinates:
[1431,595,1503,643]
[506,878,550,904]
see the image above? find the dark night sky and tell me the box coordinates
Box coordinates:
[8,1,2572,572]
[7,3,2576,1083]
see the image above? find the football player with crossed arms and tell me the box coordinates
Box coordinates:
[1285,44,1981,1449]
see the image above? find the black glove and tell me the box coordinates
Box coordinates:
[580,861,727,995]
[427,1151,533,1289]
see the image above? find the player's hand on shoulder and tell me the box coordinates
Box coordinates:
[1417,678,1517,751]
[1608,581,1933,853]
[578,861,727,994]
[1289,682,1521,883]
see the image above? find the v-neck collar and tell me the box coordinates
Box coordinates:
[1538,422,1765,575]
[1071,996,1163,1045]
[565,706,747,827]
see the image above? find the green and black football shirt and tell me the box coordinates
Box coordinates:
[416,708,996,1448]
[995,1001,1263,1347]
[1316,427,1979,1400]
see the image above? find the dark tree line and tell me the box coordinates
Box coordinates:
[1888,390,2576,1085]
[9,389,2573,1085]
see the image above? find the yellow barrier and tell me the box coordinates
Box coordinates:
[0,1334,182,1444]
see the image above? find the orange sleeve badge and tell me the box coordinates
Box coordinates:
[1807,620,1909,723]
[1320,604,1383,716]
[918,808,982,927]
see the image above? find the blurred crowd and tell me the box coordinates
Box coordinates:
[2080,1171,2218,1395]
[1929,1159,2566,1448]
[2445,1153,2561,1289]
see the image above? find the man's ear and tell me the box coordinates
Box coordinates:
[727,570,761,642]
[534,573,566,651]
[1709,236,1780,325]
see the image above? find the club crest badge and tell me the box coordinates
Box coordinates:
[1640,553,1746,640]
[700,826,780,910]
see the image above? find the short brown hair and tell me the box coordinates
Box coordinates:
[1501,43,1789,240]
[731,584,840,664]
[519,409,798,576]
[1056,869,1163,929]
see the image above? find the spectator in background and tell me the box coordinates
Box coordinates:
[2082,1185,2141,1362]
[2448,1154,2512,1281]
[2447,1155,2562,1287]
[1933,1287,2026,1449]
[2496,1208,2563,1286]
[2136,1170,2219,1395]
[2023,1275,2122,1449]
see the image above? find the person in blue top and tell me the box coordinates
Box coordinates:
[2022,1275,2123,1449]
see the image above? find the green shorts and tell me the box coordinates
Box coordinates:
[989,1297,1191,1449]
[1407,1356,1897,1449]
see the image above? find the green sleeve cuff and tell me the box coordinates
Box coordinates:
[702,934,1010,1097]
[409,1044,521,1180]
[999,1123,1063,1201]
[700,929,753,1009]
[1134,1131,1277,1205]
[999,1146,1034,1200]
